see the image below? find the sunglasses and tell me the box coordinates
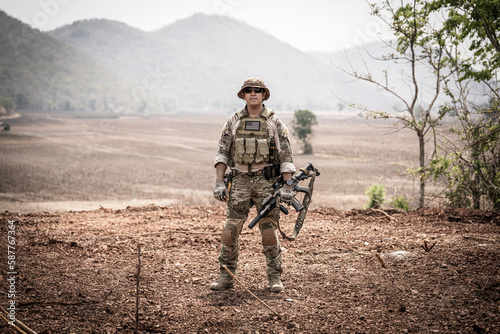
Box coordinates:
[243,87,264,94]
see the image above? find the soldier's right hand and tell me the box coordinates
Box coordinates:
[213,181,229,202]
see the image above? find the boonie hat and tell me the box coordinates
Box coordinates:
[237,77,270,100]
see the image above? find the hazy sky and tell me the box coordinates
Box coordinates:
[0,0,393,52]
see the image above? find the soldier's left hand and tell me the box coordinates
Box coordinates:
[279,183,293,203]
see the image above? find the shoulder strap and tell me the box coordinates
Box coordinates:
[261,108,274,119]
[235,108,246,119]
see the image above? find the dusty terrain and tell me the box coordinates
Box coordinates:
[0,110,421,212]
[0,111,498,333]
[0,205,498,333]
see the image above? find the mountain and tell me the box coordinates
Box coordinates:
[0,10,395,114]
[0,10,138,112]
[308,41,481,112]
[49,14,386,112]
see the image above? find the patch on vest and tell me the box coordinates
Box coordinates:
[244,120,261,131]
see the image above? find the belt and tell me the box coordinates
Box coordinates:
[232,165,280,179]
[233,169,265,177]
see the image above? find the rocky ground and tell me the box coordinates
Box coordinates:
[0,205,499,333]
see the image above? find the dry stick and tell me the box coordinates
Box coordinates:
[0,307,38,334]
[422,240,437,252]
[331,208,343,218]
[56,245,68,255]
[222,266,280,318]
[374,253,387,268]
[371,208,394,221]
[135,243,141,334]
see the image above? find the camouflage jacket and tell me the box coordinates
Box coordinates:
[214,106,295,174]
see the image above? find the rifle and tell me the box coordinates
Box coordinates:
[248,162,320,241]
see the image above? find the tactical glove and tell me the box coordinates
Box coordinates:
[213,181,228,202]
[279,183,293,203]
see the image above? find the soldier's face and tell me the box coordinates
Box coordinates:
[244,88,265,107]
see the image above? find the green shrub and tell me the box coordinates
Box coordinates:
[364,184,385,209]
[390,195,411,212]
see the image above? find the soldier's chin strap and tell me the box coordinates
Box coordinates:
[276,166,319,241]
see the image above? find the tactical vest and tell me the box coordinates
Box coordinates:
[231,108,273,165]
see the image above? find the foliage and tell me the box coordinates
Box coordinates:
[0,96,15,114]
[428,113,500,210]
[291,109,318,154]
[359,0,450,208]
[364,184,386,209]
[362,0,500,209]
[410,0,500,210]
[424,0,500,81]
[390,195,411,212]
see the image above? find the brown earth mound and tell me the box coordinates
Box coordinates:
[1,206,499,333]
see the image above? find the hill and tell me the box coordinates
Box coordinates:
[0,10,136,112]
[0,10,407,114]
[49,14,387,112]
[309,41,490,113]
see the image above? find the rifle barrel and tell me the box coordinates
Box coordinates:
[248,214,262,228]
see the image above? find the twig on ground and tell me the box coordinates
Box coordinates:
[422,240,437,252]
[0,307,38,334]
[135,242,141,334]
[371,208,394,221]
[222,266,281,318]
[56,245,68,255]
[127,311,135,323]
[103,287,114,301]
[331,208,343,218]
[374,253,387,268]
[19,300,99,307]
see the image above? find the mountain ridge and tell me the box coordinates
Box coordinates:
[48,13,377,111]
[0,10,140,112]
[1,11,391,113]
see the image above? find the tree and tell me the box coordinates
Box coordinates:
[345,0,448,208]
[290,109,317,154]
[421,0,500,210]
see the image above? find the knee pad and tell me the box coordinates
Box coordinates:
[221,227,234,246]
[262,228,277,246]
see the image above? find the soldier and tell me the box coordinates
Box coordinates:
[212,77,296,293]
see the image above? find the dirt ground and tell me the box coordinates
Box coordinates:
[0,205,499,333]
[0,111,498,333]
[0,110,422,213]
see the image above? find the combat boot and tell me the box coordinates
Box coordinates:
[268,276,284,293]
[210,275,234,291]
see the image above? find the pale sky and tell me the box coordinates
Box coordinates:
[0,0,393,52]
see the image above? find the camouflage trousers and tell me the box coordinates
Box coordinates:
[218,172,282,279]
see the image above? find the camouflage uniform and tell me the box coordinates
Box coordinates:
[214,105,295,282]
